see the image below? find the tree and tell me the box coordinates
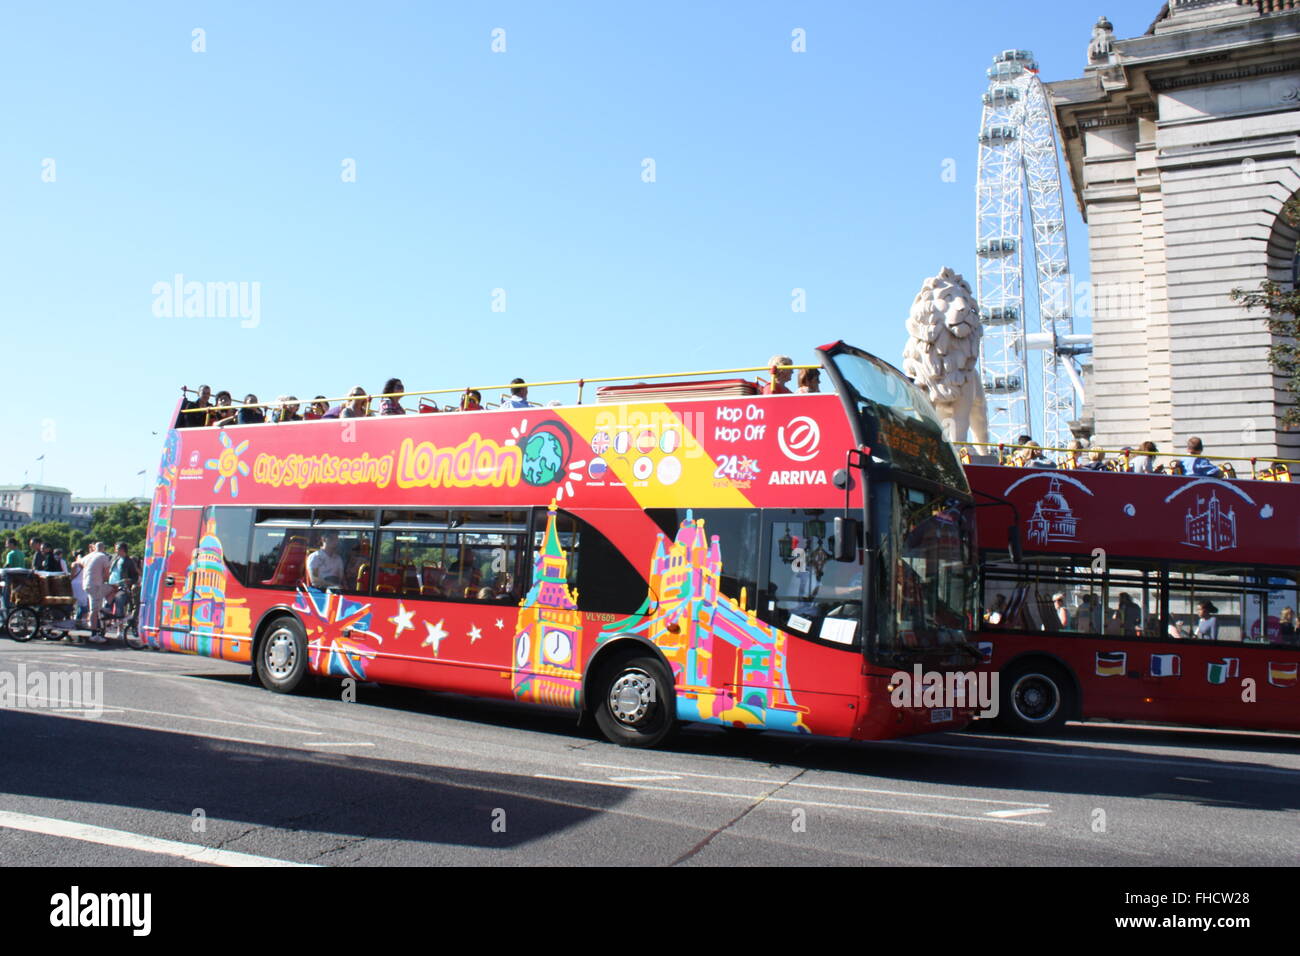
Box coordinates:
[1230,194,1300,428]
[86,502,150,558]
[9,521,81,558]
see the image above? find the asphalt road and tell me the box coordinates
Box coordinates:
[1,638,1296,866]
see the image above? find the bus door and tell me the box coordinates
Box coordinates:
[758,510,863,738]
[154,506,205,643]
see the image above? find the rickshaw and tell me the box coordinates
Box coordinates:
[1,568,76,641]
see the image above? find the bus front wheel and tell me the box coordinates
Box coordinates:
[256,617,309,693]
[593,655,676,748]
[997,662,1073,735]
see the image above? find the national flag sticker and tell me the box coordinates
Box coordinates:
[590,431,610,455]
[612,431,631,455]
[977,641,993,664]
[587,458,608,480]
[1149,654,1181,677]
[660,428,681,453]
[632,456,653,481]
[1268,662,1298,688]
[635,429,657,454]
[1095,651,1126,677]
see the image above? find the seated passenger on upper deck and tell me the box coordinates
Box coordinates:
[206,391,233,427]
[273,396,302,423]
[378,378,406,415]
[176,385,213,429]
[766,355,793,395]
[505,379,531,408]
[340,386,370,418]
[461,389,483,411]
[305,396,329,420]
[797,367,820,394]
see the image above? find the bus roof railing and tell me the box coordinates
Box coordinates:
[960,440,1300,477]
[176,364,822,419]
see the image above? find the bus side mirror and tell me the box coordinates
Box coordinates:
[833,517,860,562]
[1008,522,1024,564]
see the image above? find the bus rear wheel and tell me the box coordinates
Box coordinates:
[997,662,1072,735]
[256,617,309,693]
[593,655,676,748]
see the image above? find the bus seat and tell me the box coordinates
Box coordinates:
[376,563,403,594]
[262,536,308,586]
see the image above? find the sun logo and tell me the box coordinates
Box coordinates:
[205,432,250,498]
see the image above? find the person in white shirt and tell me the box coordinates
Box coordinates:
[505,378,531,408]
[306,532,344,590]
[81,542,113,639]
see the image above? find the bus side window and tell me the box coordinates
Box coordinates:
[251,523,313,588]
[207,506,254,586]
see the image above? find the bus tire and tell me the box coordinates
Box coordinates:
[592,654,676,748]
[256,616,310,694]
[997,661,1073,735]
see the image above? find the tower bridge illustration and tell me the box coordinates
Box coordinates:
[598,512,809,732]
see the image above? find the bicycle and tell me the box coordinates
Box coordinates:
[92,583,144,649]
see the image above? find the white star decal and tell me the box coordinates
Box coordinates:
[422,619,448,656]
[495,618,505,630]
[387,602,415,640]
[468,624,482,644]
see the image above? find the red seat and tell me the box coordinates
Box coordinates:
[263,536,307,586]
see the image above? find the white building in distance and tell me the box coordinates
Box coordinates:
[1048,0,1300,463]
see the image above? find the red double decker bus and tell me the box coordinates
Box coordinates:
[139,343,982,747]
[968,463,1300,734]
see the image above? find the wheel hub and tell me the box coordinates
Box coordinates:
[609,671,654,726]
[266,631,295,676]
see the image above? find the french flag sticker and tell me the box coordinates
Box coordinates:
[1149,654,1181,677]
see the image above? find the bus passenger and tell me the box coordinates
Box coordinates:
[1062,439,1086,470]
[176,385,213,429]
[1133,441,1159,474]
[340,386,370,418]
[506,379,530,408]
[1051,592,1069,629]
[307,532,344,590]
[983,594,1007,626]
[1194,601,1219,640]
[1077,593,1103,633]
[1279,607,1297,646]
[378,378,407,415]
[207,391,233,427]
[236,394,266,425]
[274,396,302,423]
[1111,592,1141,637]
[1182,437,1222,478]
[305,396,329,420]
[797,367,821,393]
[461,389,483,411]
[766,355,794,395]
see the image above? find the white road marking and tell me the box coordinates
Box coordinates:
[306,741,375,748]
[581,762,1048,807]
[536,774,1047,826]
[985,808,1053,819]
[0,810,315,867]
[607,774,684,783]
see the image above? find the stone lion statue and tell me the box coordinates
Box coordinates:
[901,267,989,444]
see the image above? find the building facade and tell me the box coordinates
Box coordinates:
[1048,0,1300,461]
[0,485,73,525]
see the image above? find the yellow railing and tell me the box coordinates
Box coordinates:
[958,441,1297,481]
[177,364,821,420]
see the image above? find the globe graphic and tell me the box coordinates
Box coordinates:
[522,430,565,486]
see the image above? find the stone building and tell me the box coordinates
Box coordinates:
[1048,0,1300,462]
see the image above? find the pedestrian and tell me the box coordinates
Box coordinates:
[81,542,112,640]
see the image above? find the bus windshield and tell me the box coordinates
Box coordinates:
[825,346,967,490]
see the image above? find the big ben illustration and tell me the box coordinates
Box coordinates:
[512,503,583,707]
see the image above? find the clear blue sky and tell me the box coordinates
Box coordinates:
[0,0,1157,497]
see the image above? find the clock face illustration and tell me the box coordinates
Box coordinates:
[515,634,531,668]
[543,630,572,665]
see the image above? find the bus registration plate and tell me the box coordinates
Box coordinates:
[930,708,953,723]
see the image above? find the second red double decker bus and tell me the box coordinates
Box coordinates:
[139,342,982,747]
[968,462,1300,734]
